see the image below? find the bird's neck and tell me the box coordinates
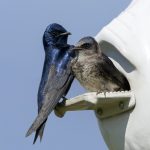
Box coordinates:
[77,50,96,58]
[57,36,68,44]
[77,50,102,62]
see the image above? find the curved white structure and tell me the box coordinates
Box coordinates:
[95,0,150,149]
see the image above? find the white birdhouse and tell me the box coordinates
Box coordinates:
[55,0,150,149]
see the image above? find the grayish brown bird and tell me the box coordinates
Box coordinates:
[71,36,130,93]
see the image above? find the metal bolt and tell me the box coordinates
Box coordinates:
[97,108,103,115]
[119,101,124,109]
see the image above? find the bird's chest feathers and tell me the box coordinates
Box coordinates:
[72,56,102,91]
[72,55,120,92]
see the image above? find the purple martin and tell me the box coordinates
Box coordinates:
[72,36,130,93]
[26,23,75,143]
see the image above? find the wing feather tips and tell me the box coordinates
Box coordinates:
[26,123,36,137]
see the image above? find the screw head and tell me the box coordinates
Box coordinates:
[119,101,124,109]
[97,108,103,115]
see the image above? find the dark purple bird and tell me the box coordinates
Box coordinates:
[26,23,75,143]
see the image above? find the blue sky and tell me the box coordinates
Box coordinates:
[0,0,131,149]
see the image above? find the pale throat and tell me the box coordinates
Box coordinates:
[77,49,101,61]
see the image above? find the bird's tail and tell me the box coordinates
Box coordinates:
[33,119,47,144]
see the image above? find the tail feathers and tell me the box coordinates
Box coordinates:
[26,112,47,137]
[33,119,47,144]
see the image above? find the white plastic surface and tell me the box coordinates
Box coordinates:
[95,0,150,149]
[55,91,135,120]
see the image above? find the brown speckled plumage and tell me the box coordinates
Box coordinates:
[72,36,130,93]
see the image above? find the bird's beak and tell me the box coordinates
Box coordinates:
[71,46,82,51]
[59,32,71,36]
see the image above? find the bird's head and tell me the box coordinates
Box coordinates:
[73,36,100,56]
[43,23,71,48]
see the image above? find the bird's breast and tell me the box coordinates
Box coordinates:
[72,59,101,91]
[72,58,120,92]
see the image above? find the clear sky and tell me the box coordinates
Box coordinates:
[0,0,131,150]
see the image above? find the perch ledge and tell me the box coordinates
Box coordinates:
[55,91,135,119]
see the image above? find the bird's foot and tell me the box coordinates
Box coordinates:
[97,90,107,97]
[62,96,68,101]
[96,90,101,95]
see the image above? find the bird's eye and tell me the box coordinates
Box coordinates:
[82,43,91,49]
[50,31,59,36]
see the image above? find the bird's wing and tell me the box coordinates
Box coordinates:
[26,49,74,137]
[37,48,60,111]
[97,54,130,90]
[32,47,61,143]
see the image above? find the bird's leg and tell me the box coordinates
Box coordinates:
[61,96,69,107]
[62,96,68,102]
[97,85,108,98]
[103,90,107,97]
[97,90,107,97]
[96,90,102,95]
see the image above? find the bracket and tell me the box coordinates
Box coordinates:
[55,91,135,119]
